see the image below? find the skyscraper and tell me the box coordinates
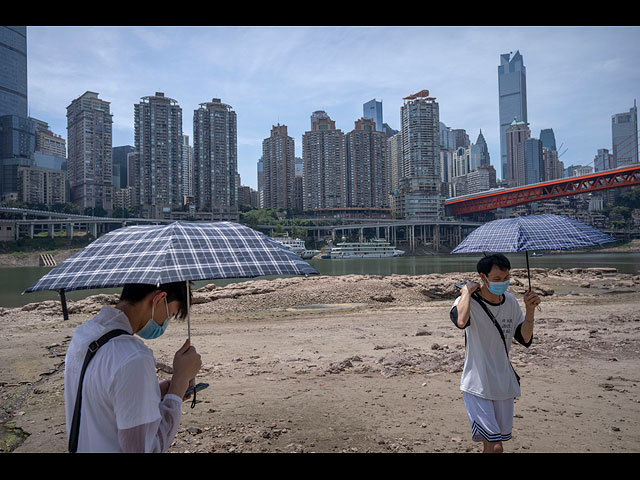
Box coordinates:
[522,137,543,185]
[539,128,557,152]
[344,117,388,208]
[133,92,183,218]
[363,99,384,132]
[193,98,238,221]
[0,26,34,200]
[302,111,344,210]
[0,26,28,119]
[498,51,528,181]
[394,90,442,219]
[612,100,638,167]
[505,118,530,187]
[66,91,113,213]
[475,129,490,167]
[262,124,295,210]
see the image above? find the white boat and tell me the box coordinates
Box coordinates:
[328,239,404,259]
[272,235,306,254]
[300,249,320,259]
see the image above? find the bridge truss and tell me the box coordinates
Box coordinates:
[444,164,640,216]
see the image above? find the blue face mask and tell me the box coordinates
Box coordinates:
[485,278,510,296]
[137,297,171,340]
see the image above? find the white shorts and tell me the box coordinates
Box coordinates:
[463,392,514,443]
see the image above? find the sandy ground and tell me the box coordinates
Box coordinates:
[1,267,640,453]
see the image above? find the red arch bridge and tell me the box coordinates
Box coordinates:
[444,164,640,216]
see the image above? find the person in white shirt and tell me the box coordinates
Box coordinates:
[64,281,202,453]
[450,254,540,453]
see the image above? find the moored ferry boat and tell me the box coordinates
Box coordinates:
[328,239,404,259]
[272,235,306,254]
[300,249,320,259]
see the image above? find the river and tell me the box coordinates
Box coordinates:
[1,251,638,308]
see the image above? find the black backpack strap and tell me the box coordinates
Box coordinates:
[471,292,520,386]
[68,329,131,453]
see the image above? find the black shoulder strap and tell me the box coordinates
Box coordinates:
[68,329,131,453]
[471,292,520,386]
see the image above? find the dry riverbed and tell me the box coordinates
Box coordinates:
[1,267,640,453]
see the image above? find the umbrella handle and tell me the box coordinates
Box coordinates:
[525,251,542,312]
[185,280,198,408]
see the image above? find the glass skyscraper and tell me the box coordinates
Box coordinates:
[498,51,528,181]
[363,99,384,132]
[612,100,638,167]
[0,26,28,118]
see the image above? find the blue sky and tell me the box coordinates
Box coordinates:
[26,25,640,190]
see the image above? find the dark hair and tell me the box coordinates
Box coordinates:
[119,281,193,320]
[477,253,511,276]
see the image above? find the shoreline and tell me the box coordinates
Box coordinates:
[1,238,639,269]
[1,269,639,453]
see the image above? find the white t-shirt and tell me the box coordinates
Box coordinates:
[451,292,527,401]
[64,306,182,452]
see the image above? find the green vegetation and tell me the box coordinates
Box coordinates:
[598,186,640,230]
[0,234,93,254]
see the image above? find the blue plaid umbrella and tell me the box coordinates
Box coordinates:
[451,214,616,289]
[24,221,318,318]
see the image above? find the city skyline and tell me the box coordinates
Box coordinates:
[26,26,640,190]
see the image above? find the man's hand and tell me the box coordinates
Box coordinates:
[523,289,541,313]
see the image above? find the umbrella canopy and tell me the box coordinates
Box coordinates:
[451,214,615,255]
[451,214,616,289]
[24,221,318,295]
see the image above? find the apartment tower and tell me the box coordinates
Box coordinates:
[302,111,344,211]
[66,91,113,213]
[262,124,296,210]
[193,98,238,221]
[344,118,388,208]
[133,92,183,218]
[394,90,442,219]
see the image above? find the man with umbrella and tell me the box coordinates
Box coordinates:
[26,220,318,452]
[450,253,540,453]
[64,281,202,453]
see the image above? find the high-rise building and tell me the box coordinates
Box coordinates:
[498,51,528,181]
[467,164,497,195]
[542,147,564,180]
[17,166,66,205]
[0,26,28,119]
[302,110,344,210]
[344,117,387,208]
[505,118,530,187]
[133,92,183,218]
[262,124,296,210]
[475,129,490,167]
[394,90,442,219]
[66,91,113,213]
[522,138,543,185]
[363,99,384,132]
[452,129,470,149]
[539,128,557,152]
[612,100,638,167]
[0,26,34,201]
[387,132,403,212]
[181,135,194,197]
[112,145,133,189]
[193,98,238,221]
[594,148,615,172]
